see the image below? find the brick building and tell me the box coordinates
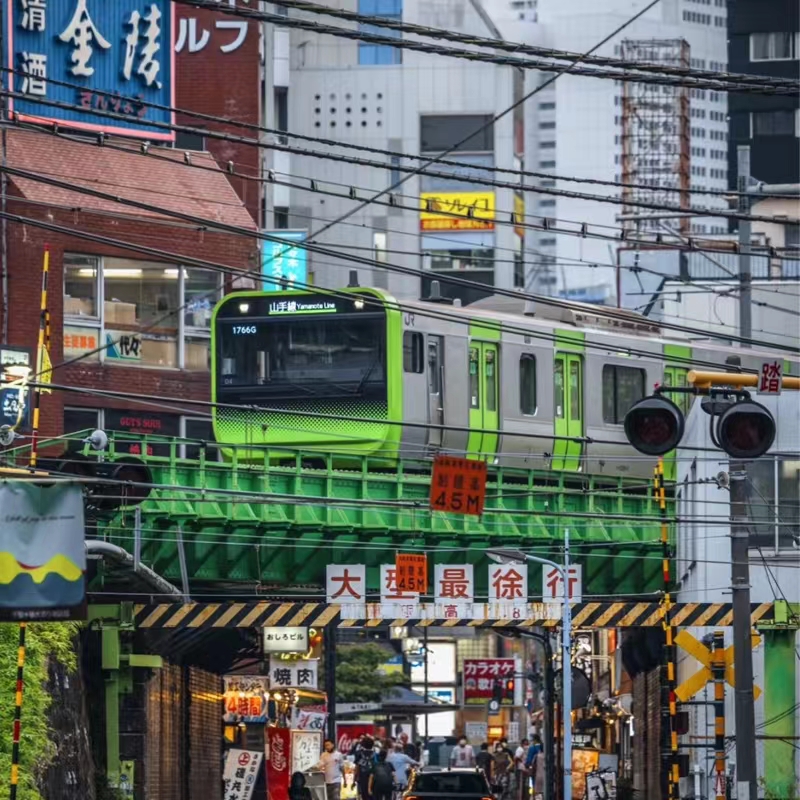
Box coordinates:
[0,0,263,450]
[1,129,257,446]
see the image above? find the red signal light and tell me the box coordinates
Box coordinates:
[716,400,776,459]
[624,395,685,456]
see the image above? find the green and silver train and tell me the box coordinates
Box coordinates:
[211,285,798,478]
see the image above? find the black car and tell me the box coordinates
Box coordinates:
[403,768,494,800]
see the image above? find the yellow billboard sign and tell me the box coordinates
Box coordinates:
[420,192,495,231]
[513,193,525,238]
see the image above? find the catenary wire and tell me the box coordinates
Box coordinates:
[164,0,798,96]
[6,163,799,356]
[3,64,783,202]
[258,0,799,91]
[5,205,799,390]
[5,95,795,227]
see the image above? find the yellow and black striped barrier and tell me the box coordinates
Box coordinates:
[132,601,776,630]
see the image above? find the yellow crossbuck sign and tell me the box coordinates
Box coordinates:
[675,630,762,702]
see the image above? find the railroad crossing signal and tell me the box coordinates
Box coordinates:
[674,630,762,702]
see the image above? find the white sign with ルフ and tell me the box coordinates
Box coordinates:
[541,564,582,603]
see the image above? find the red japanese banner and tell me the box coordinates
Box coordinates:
[336,722,375,755]
[463,658,516,705]
[266,727,291,800]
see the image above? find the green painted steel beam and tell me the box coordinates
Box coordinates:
[92,454,670,593]
[763,630,797,796]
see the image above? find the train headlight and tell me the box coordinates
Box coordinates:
[716,400,775,460]
[623,395,685,456]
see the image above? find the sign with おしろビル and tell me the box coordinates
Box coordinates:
[6,0,175,139]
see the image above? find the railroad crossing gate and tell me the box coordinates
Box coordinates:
[675,629,762,702]
[132,601,776,631]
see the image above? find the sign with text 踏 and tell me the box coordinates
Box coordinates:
[430,455,487,516]
[6,0,175,139]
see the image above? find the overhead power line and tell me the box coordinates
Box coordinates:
[8,113,794,229]
[3,65,784,201]
[3,170,799,356]
[263,0,798,91]
[168,0,798,96]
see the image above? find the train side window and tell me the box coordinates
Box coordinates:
[519,354,537,415]
[403,332,424,373]
[469,348,480,409]
[602,364,646,424]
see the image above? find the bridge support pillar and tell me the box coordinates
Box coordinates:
[763,628,797,797]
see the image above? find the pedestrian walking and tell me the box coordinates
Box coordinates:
[514,739,530,800]
[315,739,344,800]
[400,733,419,761]
[355,736,376,800]
[491,742,513,800]
[386,743,417,791]
[449,736,476,768]
[476,743,493,777]
[369,750,396,800]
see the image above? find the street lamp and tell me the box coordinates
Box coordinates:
[487,546,573,800]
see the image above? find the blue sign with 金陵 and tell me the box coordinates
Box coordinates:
[262,230,308,291]
[5,0,175,139]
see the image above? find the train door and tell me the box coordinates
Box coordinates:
[552,352,583,471]
[467,342,500,460]
[427,336,444,449]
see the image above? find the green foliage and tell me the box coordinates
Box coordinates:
[335,643,407,703]
[758,776,800,800]
[0,623,79,800]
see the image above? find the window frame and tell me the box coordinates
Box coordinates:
[601,363,646,425]
[62,253,221,371]
[402,331,424,374]
[750,32,798,62]
[519,353,537,416]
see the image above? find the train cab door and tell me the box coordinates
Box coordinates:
[552,352,584,471]
[427,336,444,449]
[467,341,499,460]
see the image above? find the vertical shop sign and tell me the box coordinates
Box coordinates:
[266,728,291,800]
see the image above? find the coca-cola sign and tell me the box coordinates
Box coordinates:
[336,722,376,755]
[266,728,291,800]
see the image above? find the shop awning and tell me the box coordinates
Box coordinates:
[5,129,256,229]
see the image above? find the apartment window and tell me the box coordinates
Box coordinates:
[63,254,219,370]
[747,457,800,551]
[183,417,215,460]
[389,155,401,186]
[274,87,288,143]
[519,354,537,415]
[274,207,290,229]
[175,130,206,151]
[420,115,494,153]
[750,32,798,62]
[752,110,797,137]
[403,332,423,373]
[538,102,555,110]
[602,365,646,424]
[540,141,555,149]
[539,199,555,207]
[539,121,555,129]
[539,160,555,168]
[358,0,402,65]
[429,248,494,271]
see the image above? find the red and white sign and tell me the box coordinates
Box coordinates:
[463,658,516,705]
[336,722,376,755]
[380,564,419,603]
[266,727,291,800]
[542,564,582,603]
[326,564,366,604]
[434,564,474,602]
[758,360,783,395]
[488,564,528,602]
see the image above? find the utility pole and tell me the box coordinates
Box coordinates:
[729,467,758,800]
[736,145,752,347]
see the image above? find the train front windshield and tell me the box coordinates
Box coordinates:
[215,295,386,404]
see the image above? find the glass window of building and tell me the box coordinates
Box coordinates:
[358,0,402,65]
